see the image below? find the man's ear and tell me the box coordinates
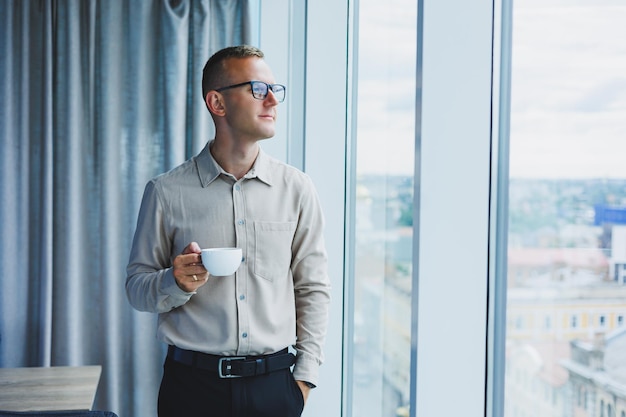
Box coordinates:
[205,91,226,116]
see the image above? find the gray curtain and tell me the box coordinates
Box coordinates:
[0,1,253,415]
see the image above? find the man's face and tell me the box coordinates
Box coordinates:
[219,57,280,142]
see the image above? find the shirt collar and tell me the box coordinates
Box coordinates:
[196,141,273,187]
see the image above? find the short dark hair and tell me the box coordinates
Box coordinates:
[201,45,265,100]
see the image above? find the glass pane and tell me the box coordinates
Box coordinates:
[504,1,626,416]
[349,1,417,416]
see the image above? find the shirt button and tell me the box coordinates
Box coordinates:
[237,219,245,225]
[235,184,241,191]
[239,294,245,300]
[242,332,248,338]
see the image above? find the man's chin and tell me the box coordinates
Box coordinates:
[258,132,275,141]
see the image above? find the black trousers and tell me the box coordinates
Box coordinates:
[158,356,305,417]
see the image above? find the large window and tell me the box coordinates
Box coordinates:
[348,1,417,416]
[504,1,626,416]
[347,0,495,416]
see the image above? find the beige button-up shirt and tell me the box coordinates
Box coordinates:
[126,142,331,385]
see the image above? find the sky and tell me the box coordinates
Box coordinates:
[355,0,418,177]
[509,0,626,179]
[355,0,626,179]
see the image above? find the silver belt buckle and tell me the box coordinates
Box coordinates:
[218,356,246,378]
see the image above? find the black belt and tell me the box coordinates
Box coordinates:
[167,345,296,378]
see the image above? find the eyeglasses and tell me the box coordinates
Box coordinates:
[215,80,286,103]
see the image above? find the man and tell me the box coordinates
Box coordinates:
[126,45,331,417]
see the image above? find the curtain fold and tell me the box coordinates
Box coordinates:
[0,1,254,415]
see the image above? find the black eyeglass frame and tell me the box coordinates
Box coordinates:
[214,80,286,102]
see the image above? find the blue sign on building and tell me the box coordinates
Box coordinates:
[594,204,626,225]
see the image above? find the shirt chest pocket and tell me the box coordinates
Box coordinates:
[253,221,297,282]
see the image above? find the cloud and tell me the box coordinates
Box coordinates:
[509,2,626,178]
[353,0,626,179]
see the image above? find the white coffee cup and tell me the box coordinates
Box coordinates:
[201,247,242,276]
